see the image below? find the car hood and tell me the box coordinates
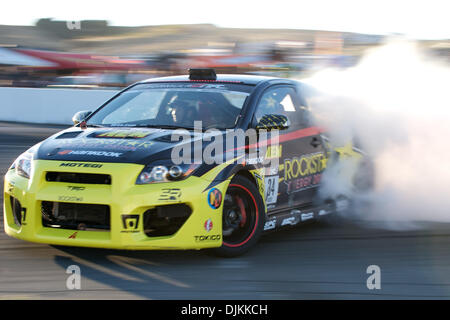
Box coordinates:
[35,127,211,165]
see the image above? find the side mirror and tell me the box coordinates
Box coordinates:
[72,110,92,125]
[256,114,290,130]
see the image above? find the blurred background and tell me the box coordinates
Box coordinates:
[0,7,448,89]
[0,19,378,88]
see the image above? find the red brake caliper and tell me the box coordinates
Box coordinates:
[235,195,247,227]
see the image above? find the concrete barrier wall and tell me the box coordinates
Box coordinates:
[0,87,119,125]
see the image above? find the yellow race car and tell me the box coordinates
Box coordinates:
[3,69,371,256]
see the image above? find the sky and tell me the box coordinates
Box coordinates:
[1,0,449,39]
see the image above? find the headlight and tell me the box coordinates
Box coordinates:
[15,152,33,179]
[136,162,200,184]
[11,144,39,179]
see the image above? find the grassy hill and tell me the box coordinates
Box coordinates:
[0,19,382,55]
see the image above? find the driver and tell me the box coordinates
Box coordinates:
[169,100,198,127]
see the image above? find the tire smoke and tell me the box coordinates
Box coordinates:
[302,38,450,228]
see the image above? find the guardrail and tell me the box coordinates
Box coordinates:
[0,87,118,125]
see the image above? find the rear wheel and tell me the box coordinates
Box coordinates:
[210,175,265,257]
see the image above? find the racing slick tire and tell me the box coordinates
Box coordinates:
[210,175,265,257]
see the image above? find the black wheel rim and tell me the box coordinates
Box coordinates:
[222,184,259,247]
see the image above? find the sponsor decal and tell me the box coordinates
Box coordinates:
[284,152,327,179]
[281,210,301,226]
[252,172,262,181]
[282,152,327,193]
[60,162,103,168]
[201,84,227,89]
[207,188,222,209]
[263,218,277,231]
[257,179,265,203]
[58,196,83,202]
[97,140,153,150]
[204,218,213,232]
[59,138,153,151]
[94,130,152,139]
[67,186,85,191]
[281,216,299,226]
[194,234,221,242]
[301,212,314,221]
[121,214,140,233]
[7,182,15,193]
[265,145,282,159]
[158,188,182,201]
[58,150,122,158]
[250,170,265,202]
[144,83,229,90]
[246,156,265,165]
[319,209,331,216]
[68,232,78,239]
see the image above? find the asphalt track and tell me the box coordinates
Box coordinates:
[2,121,450,300]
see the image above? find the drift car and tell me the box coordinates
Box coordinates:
[3,69,371,256]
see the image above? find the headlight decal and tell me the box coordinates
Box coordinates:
[11,143,40,179]
[15,152,33,179]
[136,162,200,184]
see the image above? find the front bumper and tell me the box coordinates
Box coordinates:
[3,160,228,250]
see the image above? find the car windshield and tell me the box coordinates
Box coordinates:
[87,82,253,130]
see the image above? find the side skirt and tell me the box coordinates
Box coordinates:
[262,198,350,232]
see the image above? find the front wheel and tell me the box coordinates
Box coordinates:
[210,175,265,257]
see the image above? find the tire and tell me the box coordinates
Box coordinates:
[210,175,265,257]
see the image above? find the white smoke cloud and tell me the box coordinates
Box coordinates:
[302,38,450,228]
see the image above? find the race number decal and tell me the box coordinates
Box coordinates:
[264,176,279,205]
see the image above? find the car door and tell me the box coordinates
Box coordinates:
[253,85,326,213]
